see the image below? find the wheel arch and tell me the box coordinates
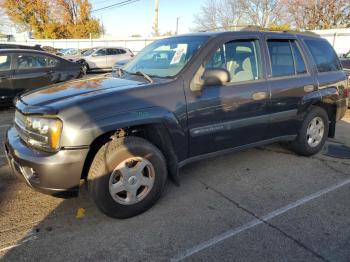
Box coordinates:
[303,90,338,138]
[81,122,180,185]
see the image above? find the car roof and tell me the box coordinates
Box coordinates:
[170,30,321,39]
[0,42,41,47]
[0,49,67,59]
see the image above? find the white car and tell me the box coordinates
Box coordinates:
[67,47,134,73]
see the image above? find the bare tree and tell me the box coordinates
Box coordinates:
[193,0,242,31]
[238,0,283,28]
[283,0,350,30]
[193,0,284,31]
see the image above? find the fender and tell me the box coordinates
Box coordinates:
[60,106,187,159]
[300,86,346,137]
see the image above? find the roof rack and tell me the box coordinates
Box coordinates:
[240,26,320,37]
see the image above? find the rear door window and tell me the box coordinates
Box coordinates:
[267,39,307,77]
[0,55,12,71]
[304,39,341,73]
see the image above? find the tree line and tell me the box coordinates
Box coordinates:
[1,0,102,39]
[193,0,350,31]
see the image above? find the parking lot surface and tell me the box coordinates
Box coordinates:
[0,109,349,262]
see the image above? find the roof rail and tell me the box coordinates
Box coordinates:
[240,26,320,37]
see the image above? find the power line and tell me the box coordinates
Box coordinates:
[91,0,140,13]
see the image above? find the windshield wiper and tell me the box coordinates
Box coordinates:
[134,71,154,83]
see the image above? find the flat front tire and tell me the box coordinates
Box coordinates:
[88,136,167,218]
[290,107,329,156]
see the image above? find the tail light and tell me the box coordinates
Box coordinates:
[344,88,349,98]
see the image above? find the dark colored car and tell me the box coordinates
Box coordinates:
[340,51,350,70]
[5,31,348,218]
[0,49,83,106]
[0,43,44,51]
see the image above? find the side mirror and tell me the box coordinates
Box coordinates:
[202,68,230,86]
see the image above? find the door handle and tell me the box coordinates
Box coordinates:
[304,85,315,92]
[252,91,268,101]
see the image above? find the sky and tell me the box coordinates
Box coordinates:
[90,0,205,37]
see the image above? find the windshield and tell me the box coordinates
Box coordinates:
[82,48,98,56]
[123,36,209,78]
[346,52,350,58]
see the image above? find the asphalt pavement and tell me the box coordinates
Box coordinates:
[0,109,349,262]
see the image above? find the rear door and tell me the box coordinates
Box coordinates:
[0,53,15,104]
[12,53,60,93]
[264,35,317,138]
[186,36,270,156]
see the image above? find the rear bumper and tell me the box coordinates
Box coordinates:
[336,98,347,121]
[5,127,89,198]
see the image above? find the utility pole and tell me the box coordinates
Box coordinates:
[153,0,159,36]
[175,17,179,35]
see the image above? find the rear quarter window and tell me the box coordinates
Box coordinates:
[304,39,341,73]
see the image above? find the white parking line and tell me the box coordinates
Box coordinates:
[171,177,350,261]
[0,244,20,253]
[0,124,10,128]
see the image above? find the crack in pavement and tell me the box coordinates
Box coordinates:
[195,180,331,262]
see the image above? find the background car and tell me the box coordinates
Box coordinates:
[340,51,350,69]
[57,48,82,56]
[66,47,134,73]
[112,59,131,73]
[0,49,83,106]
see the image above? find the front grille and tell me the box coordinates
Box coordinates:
[14,110,29,144]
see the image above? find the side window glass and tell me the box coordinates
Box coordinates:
[118,49,127,54]
[107,49,118,55]
[95,49,106,56]
[0,55,11,71]
[291,41,307,74]
[205,39,262,83]
[267,40,295,77]
[305,39,341,73]
[16,55,58,69]
[17,55,46,69]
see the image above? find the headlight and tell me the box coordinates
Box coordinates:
[15,112,63,152]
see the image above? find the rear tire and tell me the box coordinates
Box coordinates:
[290,107,329,156]
[88,136,167,218]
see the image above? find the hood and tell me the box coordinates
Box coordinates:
[20,75,144,107]
[63,55,84,62]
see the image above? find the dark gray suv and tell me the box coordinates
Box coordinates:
[5,31,348,218]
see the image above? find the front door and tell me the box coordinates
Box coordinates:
[90,48,107,69]
[12,53,56,94]
[185,37,270,157]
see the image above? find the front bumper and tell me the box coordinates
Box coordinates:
[5,127,89,198]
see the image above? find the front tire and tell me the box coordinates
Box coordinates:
[290,107,329,156]
[88,137,167,218]
[81,61,89,75]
